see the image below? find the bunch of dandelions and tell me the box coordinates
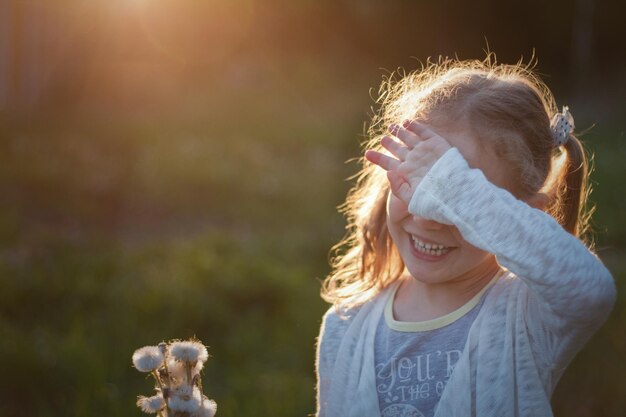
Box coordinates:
[132,340,217,417]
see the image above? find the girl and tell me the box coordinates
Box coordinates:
[315,57,616,417]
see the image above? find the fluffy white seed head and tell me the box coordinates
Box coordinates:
[169,341,209,364]
[167,358,185,376]
[193,360,205,373]
[164,358,186,387]
[136,395,166,413]
[192,397,217,417]
[169,385,202,413]
[167,358,203,383]
[132,346,165,372]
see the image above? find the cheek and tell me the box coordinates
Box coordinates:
[450,227,491,258]
[386,194,409,223]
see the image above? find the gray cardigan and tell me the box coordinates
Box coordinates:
[316,148,616,417]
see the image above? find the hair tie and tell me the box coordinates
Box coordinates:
[550,106,575,147]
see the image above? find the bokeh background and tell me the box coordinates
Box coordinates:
[1,0,625,416]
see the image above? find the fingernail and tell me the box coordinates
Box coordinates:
[402,120,411,127]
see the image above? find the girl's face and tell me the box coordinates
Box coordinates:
[386,125,512,286]
[387,193,499,286]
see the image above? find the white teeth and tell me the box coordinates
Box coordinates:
[410,235,451,256]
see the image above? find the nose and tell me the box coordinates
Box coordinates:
[412,214,445,230]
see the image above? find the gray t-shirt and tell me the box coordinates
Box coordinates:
[374,278,496,417]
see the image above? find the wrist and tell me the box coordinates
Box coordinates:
[408,147,469,222]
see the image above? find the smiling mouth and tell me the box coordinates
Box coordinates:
[409,234,453,256]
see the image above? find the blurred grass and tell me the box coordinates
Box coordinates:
[0,62,368,417]
[0,62,624,417]
[0,234,325,416]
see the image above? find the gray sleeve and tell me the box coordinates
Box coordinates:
[315,306,346,416]
[408,147,616,365]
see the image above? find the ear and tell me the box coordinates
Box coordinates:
[526,192,550,211]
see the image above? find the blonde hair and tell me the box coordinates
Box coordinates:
[321,55,594,310]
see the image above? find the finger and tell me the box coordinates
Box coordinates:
[381,135,409,160]
[364,150,400,172]
[404,120,440,141]
[387,170,414,204]
[388,124,420,147]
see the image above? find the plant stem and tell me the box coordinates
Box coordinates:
[185,362,192,386]
[152,370,164,392]
[152,370,171,411]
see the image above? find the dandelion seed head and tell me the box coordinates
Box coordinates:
[165,358,203,386]
[170,341,209,363]
[169,385,202,413]
[195,343,209,363]
[132,346,165,372]
[167,358,185,376]
[136,395,166,413]
[192,397,217,417]
[176,358,204,376]
[175,385,193,396]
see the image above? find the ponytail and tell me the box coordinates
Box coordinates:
[546,134,593,241]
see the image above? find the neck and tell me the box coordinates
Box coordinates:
[394,258,502,322]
